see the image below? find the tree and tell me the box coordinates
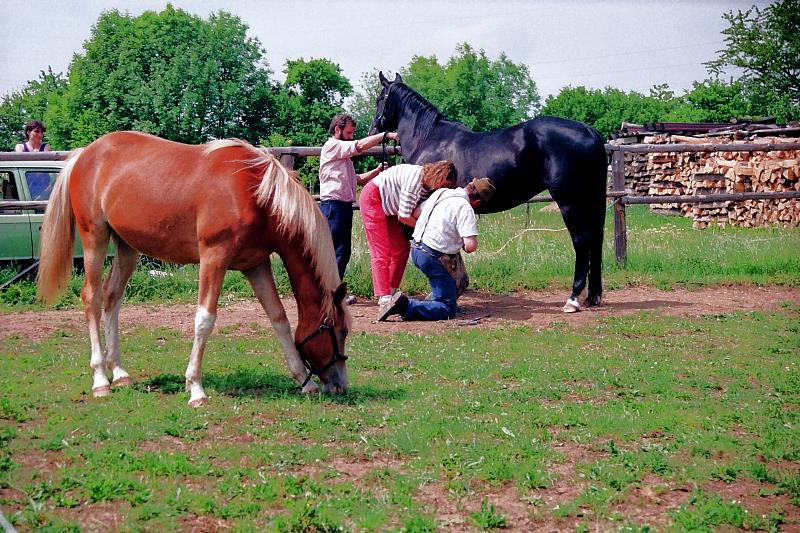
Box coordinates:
[706,0,800,122]
[673,79,755,123]
[47,6,276,148]
[541,86,672,139]
[266,58,353,190]
[346,46,539,185]
[0,68,67,150]
[269,58,352,147]
[347,69,387,140]
[541,80,765,138]
[401,43,540,131]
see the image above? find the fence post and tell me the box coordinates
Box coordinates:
[611,149,627,266]
[279,153,295,171]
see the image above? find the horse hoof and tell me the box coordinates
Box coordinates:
[188,397,209,408]
[562,298,581,313]
[93,385,112,398]
[301,382,320,394]
[112,376,132,387]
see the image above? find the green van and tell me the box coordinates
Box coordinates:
[0,159,67,262]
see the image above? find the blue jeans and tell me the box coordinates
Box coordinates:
[320,200,353,280]
[404,243,457,321]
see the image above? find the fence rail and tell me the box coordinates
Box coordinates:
[606,142,800,264]
[606,142,800,154]
[3,142,798,266]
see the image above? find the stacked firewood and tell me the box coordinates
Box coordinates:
[617,135,800,228]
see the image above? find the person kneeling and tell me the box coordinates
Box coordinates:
[379,177,496,321]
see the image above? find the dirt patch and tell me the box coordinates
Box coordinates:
[2,286,799,342]
[178,513,234,532]
[704,478,800,525]
[55,501,131,533]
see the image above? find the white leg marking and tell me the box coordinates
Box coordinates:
[274,320,319,393]
[103,299,131,386]
[89,319,111,396]
[186,306,216,406]
[562,297,582,313]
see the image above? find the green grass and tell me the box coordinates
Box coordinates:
[2,205,798,309]
[1,305,798,530]
[357,203,800,296]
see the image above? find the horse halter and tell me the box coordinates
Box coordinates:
[372,88,391,134]
[295,318,348,388]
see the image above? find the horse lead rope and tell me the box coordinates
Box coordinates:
[381,131,401,168]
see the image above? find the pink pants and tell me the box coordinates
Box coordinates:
[359,181,410,296]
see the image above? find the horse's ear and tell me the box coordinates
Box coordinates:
[333,282,348,306]
[379,71,389,86]
[394,73,403,84]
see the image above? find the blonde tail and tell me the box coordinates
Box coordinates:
[36,149,83,304]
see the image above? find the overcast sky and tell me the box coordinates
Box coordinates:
[1,0,769,101]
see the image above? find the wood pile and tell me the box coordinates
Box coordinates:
[614,134,800,228]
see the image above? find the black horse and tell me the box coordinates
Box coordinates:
[369,72,607,312]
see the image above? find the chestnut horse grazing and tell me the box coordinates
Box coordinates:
[37,131,350,406]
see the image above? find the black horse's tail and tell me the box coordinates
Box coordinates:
[586,131,608,306]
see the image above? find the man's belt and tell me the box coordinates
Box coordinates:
[411,240,443,258]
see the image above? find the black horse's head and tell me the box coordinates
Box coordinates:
[369,72,403,135]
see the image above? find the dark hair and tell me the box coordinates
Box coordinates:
[23,120,46,140]
[421,160,457,190]
[328,113,355,136]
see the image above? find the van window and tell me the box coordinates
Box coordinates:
[25,170,58,201]
[1,172,18,200]
[0,172,24,215]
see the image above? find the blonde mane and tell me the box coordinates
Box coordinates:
[204,139,344,318]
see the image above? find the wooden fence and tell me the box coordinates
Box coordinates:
[3,142,799,265]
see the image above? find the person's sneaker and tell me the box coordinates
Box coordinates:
[344,294,358,305]
[377,293,409,321]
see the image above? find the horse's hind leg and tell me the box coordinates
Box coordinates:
[185,257,226,407]
[103,237,139,388]
[585,220,604,307]
[80,228,113,397]
[557,203,592,313]
[244,259,318,393]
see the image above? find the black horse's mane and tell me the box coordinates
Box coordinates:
[391,83,445,144]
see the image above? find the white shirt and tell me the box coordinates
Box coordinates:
[412,188,478,254]
[319,137,360,202]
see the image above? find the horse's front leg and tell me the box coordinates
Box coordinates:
[185,259,226,407]
[244,259,318,393]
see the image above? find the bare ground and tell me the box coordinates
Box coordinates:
[3,285,799,341]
